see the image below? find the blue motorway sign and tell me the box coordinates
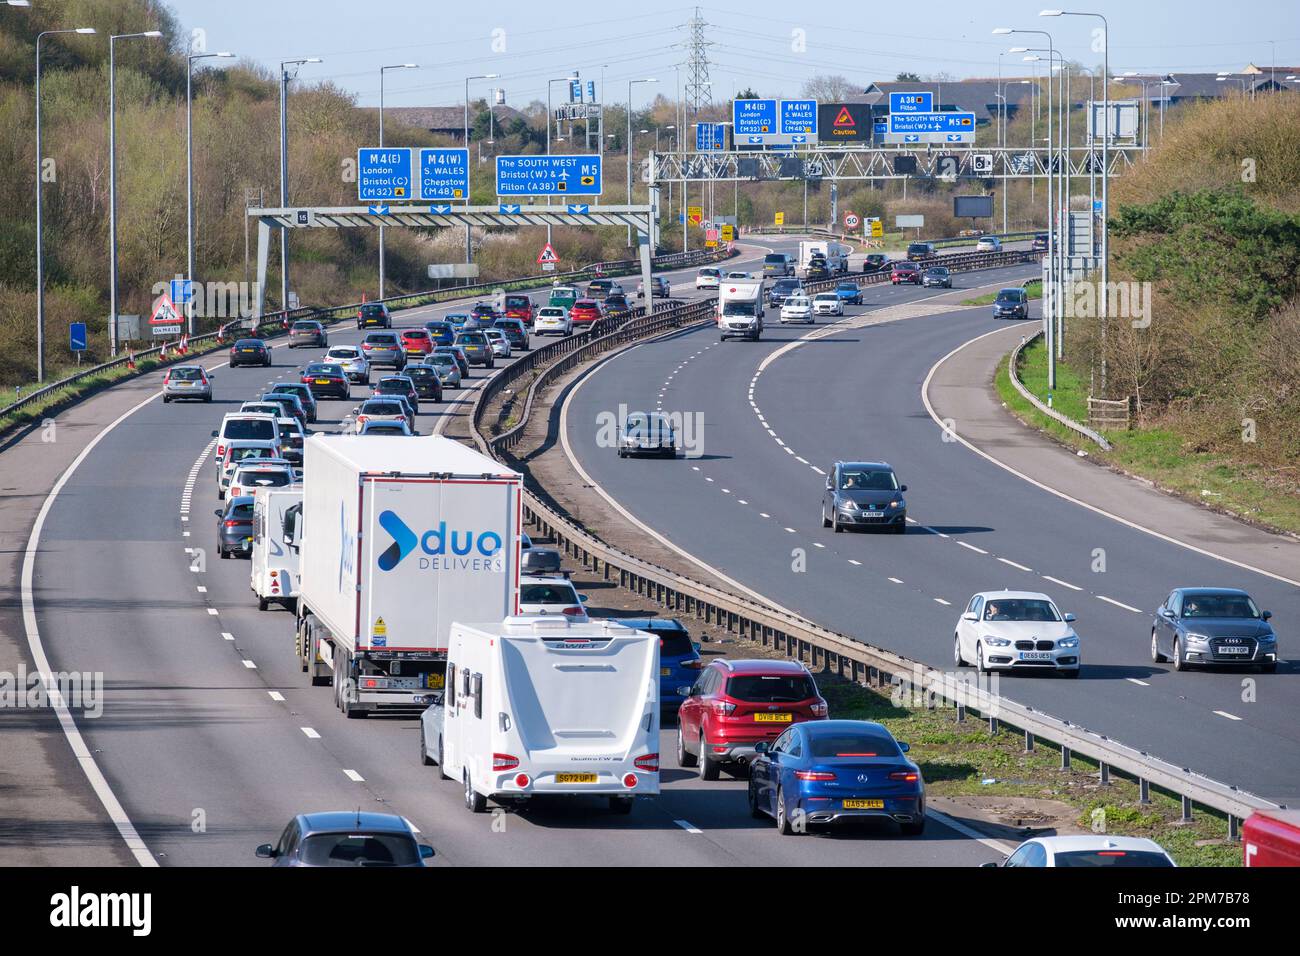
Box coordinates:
[874,122,888,137]
[696,122,726,151]
[733,98,778,136]
[495,154,602,197]
[69,322,87,352]
[417,148,469,201]
[780,99,818,136]
[887,112,976,135]
[890,92,933,113]
[170,278,193,304]
[357,148,413,201]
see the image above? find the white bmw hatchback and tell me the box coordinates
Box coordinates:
[954,590,1081,676]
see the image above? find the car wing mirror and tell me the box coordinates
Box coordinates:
[899,742,910,753]
[418,844,436,860]
[979,861,1000,868]
[1063,613,1076,623]
[255,843,275,859]
[1262,610,1273,621]
[899,485,908,492]
[675,686,693,697]
[214,509,224,517]
[961,612,978,622]
[754,741,769,754]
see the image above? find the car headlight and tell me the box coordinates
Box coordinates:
[1058,636,1079,649]
[1184,632,1211,645]
[983,635,1011,647]
[889,499,903,509]
[839,500,857,511]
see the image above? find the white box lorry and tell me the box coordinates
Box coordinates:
[798,239,850,277]
[717,279,765,342]
[434,617,660,814]
[291,434,523,717]
[251,486,303,611]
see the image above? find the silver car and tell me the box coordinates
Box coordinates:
[162,365,213,403]
[426,353,462,389]
[360,331,406,370]
[483,328,512,359]
[324,345,370,384]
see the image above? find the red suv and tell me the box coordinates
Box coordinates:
[676,659,828,780]
[400,328,433,358]
[890,261,922,285]
[569,299,603,327]
[504,294,535,326]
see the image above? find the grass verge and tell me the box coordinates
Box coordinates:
[962,279,1042,307]
[995,337,1300,535]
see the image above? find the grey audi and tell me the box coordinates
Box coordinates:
[1151,587,1279,673]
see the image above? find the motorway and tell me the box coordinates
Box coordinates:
[563,258,1300,803]
[26,238,1016,865]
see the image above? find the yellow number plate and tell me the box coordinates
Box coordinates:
[315,379,330,385]
[425,673,445,689]
[843,798,884,809]
[661,668,671,676]
[754,712,793,723]
[555,773,597,784]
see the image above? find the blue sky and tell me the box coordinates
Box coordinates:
[166,0,1300,108]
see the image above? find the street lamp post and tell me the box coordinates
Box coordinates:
[461,70,494,282]
[374,63,417,300]
[109,30,163,358]
[546,73,579,247]
[187,50,233,336]
[278,57,321,314]
[626,78,657,247]
[35,26,96,381]
[1043,9,1109,391]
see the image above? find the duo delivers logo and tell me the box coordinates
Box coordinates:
[377,510,504,571]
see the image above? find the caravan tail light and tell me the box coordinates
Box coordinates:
[634,753,659,772]
[514,773,531,789]
[561,606,583,617]
[492,753,520,772]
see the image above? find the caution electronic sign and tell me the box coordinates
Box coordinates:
[819,102,873,143]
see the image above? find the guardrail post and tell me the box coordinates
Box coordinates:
[987,715,998,735]
[1061,746,1071,770]
[1138,778,1150,804]
[955,703,965,722]
[1228,815,1240,841]
[1024,729,1033,752]
[1099,762,1110,786]
[1180,795,1193,823]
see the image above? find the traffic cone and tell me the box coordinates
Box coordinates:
[179,333,189,355]
[127,349,136,370]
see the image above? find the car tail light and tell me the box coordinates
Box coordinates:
[1096,851,1127,857]
[561,606,583,616]
[889,771,919,782]
[709,699,736,716]
[634,753,659,772]
[681,659,706,670]
[493,753,519,772]
[514,773,531,789]
[622,773,638,789]
[269,570,278,578]
[216,444,225,458]
[223,520,241,528]
[360,676,389,689]
[811,700,828,717]
[357,416,368,426]
[794,770,835,782]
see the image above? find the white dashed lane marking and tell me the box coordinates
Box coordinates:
[1214,711,1242,721]
[301,727,320,739]
[1042,575,1082,591]
[1098,595,1143,613]
[997,557,1033,572]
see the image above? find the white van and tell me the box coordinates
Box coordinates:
[425,618,660,814]
[250,487,302,611]
[212,413,281,468]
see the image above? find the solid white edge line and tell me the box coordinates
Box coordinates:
[926,808,1018,855]
[920,324,1300,589]
[21,387,162,866]
[673,819,702,834]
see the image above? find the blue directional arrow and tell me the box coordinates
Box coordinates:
[369,204,390,216]
[792,135,807,144]
[747,136,763,144]
[430,204,452,214]
[945,134,962,142]
[499,203,521,214]
[904,135,920,143]
[567,204,590,214]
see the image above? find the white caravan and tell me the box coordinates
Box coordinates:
[250,486,303,611]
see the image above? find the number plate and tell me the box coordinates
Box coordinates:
[1218,646,1250,655]
[754,712,793,723]
[863,512,884,518]
[425,673,445,689]
[555,772,597,784]
[1020,651,1053,660]
[661,668,671,676]
[315,379,330,385]
[843,798,884,809]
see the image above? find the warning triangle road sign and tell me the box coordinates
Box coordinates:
[833,106,856,128]
[149,291,182,326]
[537,242,560,265]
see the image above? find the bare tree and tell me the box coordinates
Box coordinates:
[801,74,863,101]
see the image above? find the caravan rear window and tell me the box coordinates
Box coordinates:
[222,418,275,442]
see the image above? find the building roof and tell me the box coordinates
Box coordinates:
[357,104,528,133]
[865,79,1041,121]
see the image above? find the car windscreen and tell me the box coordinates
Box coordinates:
[364,334,397,345]
[505,295,530,307]
[520,583,577,604]
[429,355,455,368]
[726,674,815,703]
[280,433,304,449]
[774,280,799,290]
[996,290,1024,301]
[170,367,205,381]
[699,269,719,277]
[233,339,263,349]
[363,425,408,435]
[223,419,275,441]
[1053,850,1174,868]
[227,502,255,520]
[657,631,694,657]
[229,446,274,463]
[982,599,1061,622]
[808,732,900,758]
[521,551,562,572]
[455,333,486,345]
[403,330,430,340]
[907,244,931,255]
[722,301,757,317]
[363,402,404,416]
[839,469,898,491]
[1180,594,1260,618]
[404,366,434,379]
[235,470,291,488]
[327,348,359,359]
[360,305,386,317]
[304,365,337,376]
[292,322,318,331]
[298,833,418,867]
[425,323,451,333]
[764,254,786,264]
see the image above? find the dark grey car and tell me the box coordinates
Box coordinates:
[215,495,255,559]
[1151,588,1278,672]
[821,460,907,534]
[256,812,434,867]
[922,267,952,288]
[288,320,328,349]
[993,288,1029,319]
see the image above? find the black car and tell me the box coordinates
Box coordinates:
[993,288,1029,319]
[768,278,803,307]
[493,318,530,352]
[821,460,907,534]
[256,812,434,867]
[288,320,328,348]
[1031,233,1049,252]
[521,547,564,576]
[258,391,307,425]
[1151,588,1278,672]
[907,241,936,260]
[861,254,890,274]
[805,256,831,280]
[301,362,351,399]
[266,382,319,423]
[372,374,421,414]
[216,495,256,558]
[922,267,952,289]
[230,338,271,367]
[402,363,444,402]
[357,303,391,329]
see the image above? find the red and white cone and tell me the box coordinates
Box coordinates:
[127,349,136,370]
